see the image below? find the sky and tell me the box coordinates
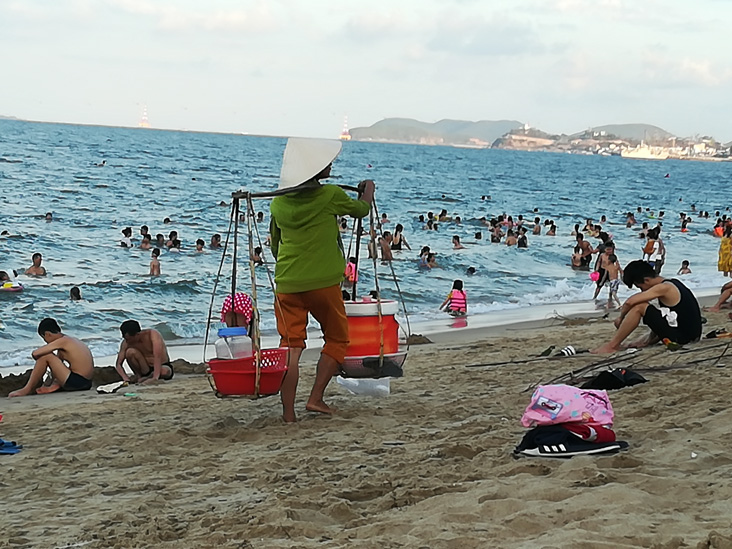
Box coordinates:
[1,0,732,141]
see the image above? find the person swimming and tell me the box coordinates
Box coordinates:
[120,227,133,248]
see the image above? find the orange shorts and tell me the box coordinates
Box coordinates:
[275,284,349,363]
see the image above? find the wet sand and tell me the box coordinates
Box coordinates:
[2,310,732,548]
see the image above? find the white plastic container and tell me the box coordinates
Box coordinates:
[215,327,253,359]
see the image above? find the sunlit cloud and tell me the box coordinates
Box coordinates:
[107,0,280,33]
[642,53,732,88]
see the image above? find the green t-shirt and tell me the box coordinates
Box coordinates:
[270,184,370,294]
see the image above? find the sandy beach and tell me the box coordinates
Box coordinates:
[3,309,732,548]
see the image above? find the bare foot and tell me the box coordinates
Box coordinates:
[305,399,336,415]
[36,383,61,394]
[590,343,621,355]
[8,387,33,398]
[282,411,297,423]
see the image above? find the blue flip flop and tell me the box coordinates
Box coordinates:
[0,438,23,455]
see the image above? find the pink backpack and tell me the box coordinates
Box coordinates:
[521,384,614,428]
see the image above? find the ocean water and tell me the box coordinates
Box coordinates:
[2,119,732,368]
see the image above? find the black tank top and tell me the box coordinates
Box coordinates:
[660,279,702,342]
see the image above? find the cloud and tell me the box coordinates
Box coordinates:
[340,10,412,41]
[642,53,732,88]
[107,0,280,33]
[427,16,548,57]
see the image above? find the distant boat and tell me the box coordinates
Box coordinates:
[138,106,151,129]
[621,142,669,160]
[339,116,351,141]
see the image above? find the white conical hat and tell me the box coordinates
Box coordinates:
[279,137,342,190]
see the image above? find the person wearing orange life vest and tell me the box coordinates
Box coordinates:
[440,279,467,317]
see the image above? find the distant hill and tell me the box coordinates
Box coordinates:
[350,118,524,146]
[0,115,21,121]
[576,123,675,142]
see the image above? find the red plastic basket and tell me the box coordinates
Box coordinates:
[207,348,288,396]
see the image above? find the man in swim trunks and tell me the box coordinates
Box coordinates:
[115,320,174,383]
[25,252,47,276]
[9,318,94,397]
[271,138,374,422]
[575,234,595,270]
[591,260,702,354]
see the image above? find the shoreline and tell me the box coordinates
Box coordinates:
[2,288,722,377]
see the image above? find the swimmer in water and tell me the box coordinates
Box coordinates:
[195,238,205,253]
[425,253,438,269]
[45,212,53,222]
[140,234,152,250]
[252,246,264,265]
[150,248,161,276]
[166,231,178,248]
[70,286,82,301]
[120,227,133,248]
[452,235,465,249]
[210,234,222,249]
[26,253,47,276]
[155,234,165,248]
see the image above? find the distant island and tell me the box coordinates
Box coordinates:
[350,118,731,160]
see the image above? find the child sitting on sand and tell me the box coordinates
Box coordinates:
[440,280,467,317]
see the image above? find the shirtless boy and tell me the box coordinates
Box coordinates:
[9,318,94,397]
[592,243,617,300]
[591,260,702,354]
[149,248,161,276]
[115,320,174,383]
[605,253,623,310]
[25,252,47,276]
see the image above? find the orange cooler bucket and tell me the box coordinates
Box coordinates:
[345,300,400,356]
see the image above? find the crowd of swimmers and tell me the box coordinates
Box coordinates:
[350,197,732,318]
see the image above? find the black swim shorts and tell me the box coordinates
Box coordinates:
[142,362,174,381]
[63,372,93,392]
[643,305,694,345]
